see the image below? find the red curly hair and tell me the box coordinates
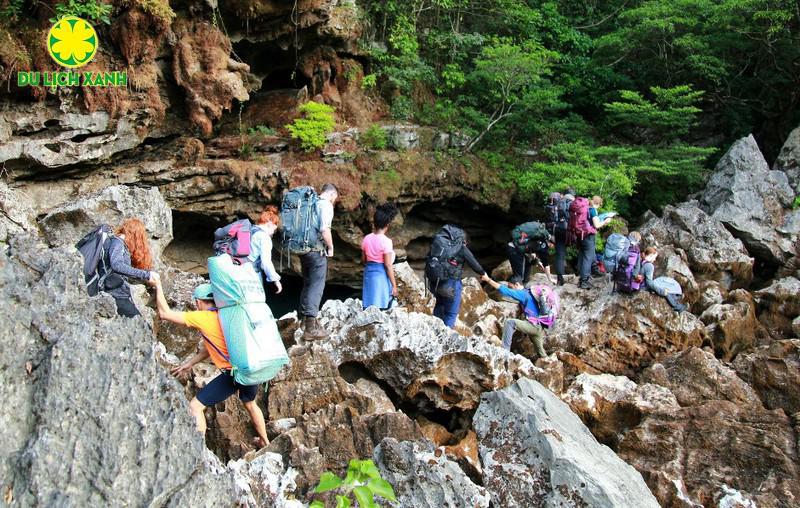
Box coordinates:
[256,205,281,227]
[116,218,153,270]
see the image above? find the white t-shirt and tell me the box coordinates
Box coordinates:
[318,197,334,231]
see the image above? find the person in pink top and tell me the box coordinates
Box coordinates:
[361,203,399,309]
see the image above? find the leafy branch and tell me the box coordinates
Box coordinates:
[310,459,396,508]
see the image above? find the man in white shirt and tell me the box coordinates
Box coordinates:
[300,183,338,340]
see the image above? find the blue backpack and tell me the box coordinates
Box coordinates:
[603,233,630,273]
[280,186,322,255]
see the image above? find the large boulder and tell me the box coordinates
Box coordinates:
[311,300,536,412]
[700,134,796,265]
[639,201,754,290]
[774,124,800,193]
[753,276,800,340]
[548,281,707,377]
[699,289,764,361]
[473,378,660,508]
[373,438,490,508]
[733,339,800,415]
[39,185,173,263]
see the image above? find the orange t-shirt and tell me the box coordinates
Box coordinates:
[184,311,232,370]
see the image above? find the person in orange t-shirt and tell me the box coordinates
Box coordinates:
[153,276,269,447]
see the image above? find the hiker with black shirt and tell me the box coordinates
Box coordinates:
[104,218,158,317]
[506,221,554,284]
[425,225,486,329]
[546,190,574,286]
[153,277,270,448]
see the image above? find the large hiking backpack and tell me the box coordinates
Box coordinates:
[613,243,642,294]
[511,221,549,254]
[545,193,572,234]
[425,225,465,285]
[280,186,322,255]
[526,285,559,328]
[75,224,115,296]
[567,197,596,243]
[213,219,257,265]
[602,233,630,273]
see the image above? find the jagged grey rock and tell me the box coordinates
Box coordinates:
[700,134,796,265]
[373,438,490,508]
[474,378,660,508]
[39,184,173,262]
[753,276,800,340]
[382,123,419,150]
[774,124,800,193]
[640,201,753,290]
[0,181,36,247]
[313,299,536,411]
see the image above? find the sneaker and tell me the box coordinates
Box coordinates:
[578,281,593,290]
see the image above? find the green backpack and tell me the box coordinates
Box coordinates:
[511,221,549,253]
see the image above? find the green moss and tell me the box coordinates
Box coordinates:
[132,0,175,24]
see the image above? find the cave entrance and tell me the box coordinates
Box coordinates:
[233,39,311,92]
[163,210,225,273]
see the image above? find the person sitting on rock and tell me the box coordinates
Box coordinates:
[248,205,282,296]
[641,247,688,312]
[481,274,547,358]
[361,203,399,310]
[153,276,270,448]
[104,218,159,317]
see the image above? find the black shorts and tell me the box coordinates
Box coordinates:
[196,370,258,406]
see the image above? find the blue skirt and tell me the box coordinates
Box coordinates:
[363,262,392,309]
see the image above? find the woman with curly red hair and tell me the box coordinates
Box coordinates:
[103,218,158,317]
[248,205,283,295]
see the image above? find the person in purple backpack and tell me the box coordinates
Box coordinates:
[481,274,554,358]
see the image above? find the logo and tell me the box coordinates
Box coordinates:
[47,16,98,69]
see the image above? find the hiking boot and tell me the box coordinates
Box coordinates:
[578,280,593,290]
[557,275,565,286]
[302,317,329,341]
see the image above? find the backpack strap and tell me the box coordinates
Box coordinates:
[200,331,230,363]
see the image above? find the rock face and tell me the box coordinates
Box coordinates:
[312,300,535,412]
[774,124,800,193]
[549,280,707,377]
[373,438,490,508]
[753,276,800,340]
[733,340,800,415]
[639,201,754,291]
[473,378,660,508]
[699,289,763,361]
[39,184,173,263]
[700,134,796,265]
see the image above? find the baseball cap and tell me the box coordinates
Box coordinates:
[193,283,214,301]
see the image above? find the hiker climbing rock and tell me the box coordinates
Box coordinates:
[570,194,613,290]
[506,220,554,284]
[425,225,486,329]
[608,231,644,293]
[546,190,574,286]
[76,218,159,317]
[248,205,283,295]
[481,274,558,358]
[153,277,270,448]
[641,247,688,312]
[361,203,400,310]
[281,183,339,341]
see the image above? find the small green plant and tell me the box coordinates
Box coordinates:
[310,459,396,508]
[1,0,24,20]
[50,0,113,24]
[389,96,413,121]
[285,101,336,152]
[361,74,377,90]
[238,141,253,159]
[794,195,800,209]
[343,63,359,83]
[360,124,387,150]
[248,125,278,137]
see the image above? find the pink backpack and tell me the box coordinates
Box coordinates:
[526,285,559,328]
[568,197,596,242]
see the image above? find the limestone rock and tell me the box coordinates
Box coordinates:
[474,378,660,508]
[753,276,800,340]
[0,181,36,246]
[700,134,796,265]
[39,185,173,263]
[549,280,707,377]
[393,261,434,313]
[313,300,536,411]
[774,124,800,193]
[699,289,762,361]
[640,201,753,290]
[373,438,490,508]
[733,339,800,415]
[640,348,762,408]
[382,124,420,150]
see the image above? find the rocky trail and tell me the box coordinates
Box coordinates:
[1,0,799,506]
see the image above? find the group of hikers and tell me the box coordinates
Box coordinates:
[75,183,687,447]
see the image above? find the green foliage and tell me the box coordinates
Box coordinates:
[605,86,704,142]
[360,124,388,150]
[794,196,800,209]
[248,125,277,137]
[50,0,113,24]
[361,74,377,90]
[0,0,24,21]
[129,0,176,24]
[310,459,396,508]
[389,96,413,121]
[343,62,359,83]
[285,102,336,152]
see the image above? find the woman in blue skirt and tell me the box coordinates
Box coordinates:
[361,203,399,309]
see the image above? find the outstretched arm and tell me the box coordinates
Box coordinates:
[481,273,501,290]
[171,347,210,378]
[154,275,187,325]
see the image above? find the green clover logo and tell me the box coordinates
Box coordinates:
[47,16,98,68]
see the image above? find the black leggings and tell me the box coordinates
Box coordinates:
[114,297,141,318]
